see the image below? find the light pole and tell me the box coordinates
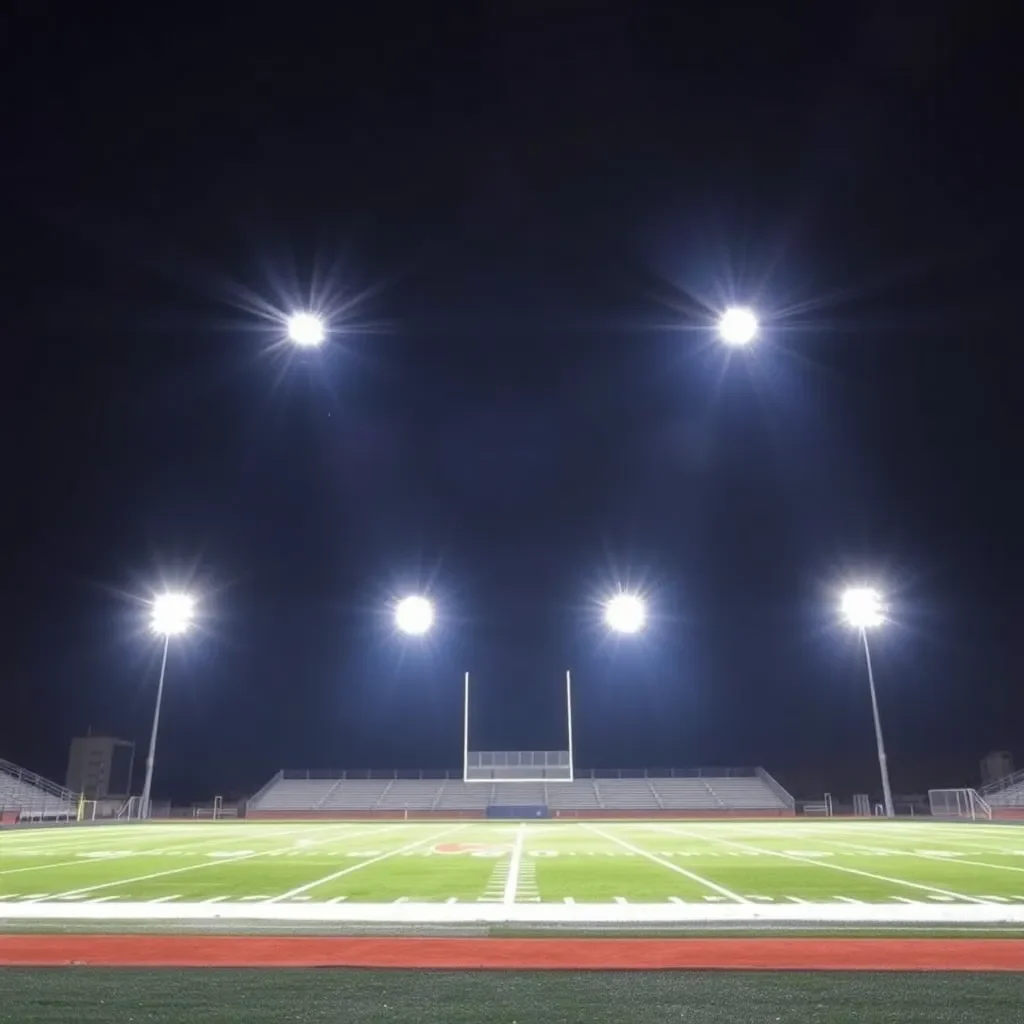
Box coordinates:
[841,586,895,818]
[140,592,195,818]
[717,306,759,347]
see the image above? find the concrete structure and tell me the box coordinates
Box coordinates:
[65,735,135,800]
[246,767,795,819]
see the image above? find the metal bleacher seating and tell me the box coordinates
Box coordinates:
[982,769,1024,808]
[0,757,79,821]
[248,768,794,815]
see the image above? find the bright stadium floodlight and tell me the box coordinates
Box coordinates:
[840,586,885,630]
[840,585,894,819]
[140,591,196,820]
[717,306,759,346]
[395,595,435,636]
[287,312,326,348]
[604,592,647,635]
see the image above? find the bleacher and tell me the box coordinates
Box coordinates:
[0,757,79,821]
[247,769,794,816]
[982,768,1024,808]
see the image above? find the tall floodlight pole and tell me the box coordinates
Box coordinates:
[841,586,895,819]
[463,671,470,783]
[141,592,195,819]
[565,670,575,782]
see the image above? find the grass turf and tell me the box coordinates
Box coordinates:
[3,819,1024,908]
[1,969,1023,1022]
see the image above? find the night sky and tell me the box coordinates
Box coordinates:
[2,7,1020,803]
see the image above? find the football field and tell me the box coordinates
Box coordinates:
[3,818,1024,926]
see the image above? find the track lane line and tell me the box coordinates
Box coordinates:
[581,823,749,904]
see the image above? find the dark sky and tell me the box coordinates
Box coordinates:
[2,5,1021,803]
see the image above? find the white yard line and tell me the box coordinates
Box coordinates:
[503,825,526,905]
[29,823,406,903]
[655,824,991,905]
[801,834,1024,878]
[265,824,465,903]
[582,823,749,904]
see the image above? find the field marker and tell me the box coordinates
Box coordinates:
[85,896,120,903]
[29,823,403,905]
[582,824,749,905]
[892,897,924,905]
[811,835,1024,880]
[786,897,811,904]
[265,825,465,903]
[200,896,230,904]
[613,896,628,904]
[503,826,525,905]
[835,897,864,904]
[149,895,181,903]
[326,896,348,904]
[563,897,575,904]
[657,825,991,906]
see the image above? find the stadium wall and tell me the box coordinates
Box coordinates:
[244,808,794,821]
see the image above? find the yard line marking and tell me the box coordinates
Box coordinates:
[656,824,991,905]
[582,823,749,904]
[807,835,1024,879]
[85,896,120,903]
[445,897,458,904]
[266,824,465,903]
[613,896,628,904]
[148,895,181,903]
[892,897,925,905]
[835,897,864,904]
[503,825,526,905]
[787,897,811,904]
[668,897,686,905]
[28,823,404,904]
[563,897,575,904]
[326,896,348,904]
[201,896,230,904]
[980,896,1010,903]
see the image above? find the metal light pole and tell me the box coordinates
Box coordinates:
[141,592,195,819]
[841,586,895,819]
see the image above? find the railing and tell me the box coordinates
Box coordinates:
[981,768,1024,802]
[755,767,796,810]
[0,757,78,803]
[277,766,762,782]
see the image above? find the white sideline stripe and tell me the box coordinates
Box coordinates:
[656,824,990,905]
[29,823,404,904]
[266,825,464,903]
[503,826,525,905]
[583,824,748,905]
[3,901,1024,925]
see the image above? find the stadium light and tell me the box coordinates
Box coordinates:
[394,595,434,636]
[604,592,646,635]
[840,585,894,819]
[140,592,196,819]
[717,306,759,346]
[287,312,326,348]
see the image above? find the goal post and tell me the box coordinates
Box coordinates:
[462,669,575,782]
[928,788,992,820]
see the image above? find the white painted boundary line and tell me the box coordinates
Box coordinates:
[1,901,1024,925]
[654,824,991,904]
[582,823,748,904]
[29,823,410,904]
[266,824,465,903]
[503,825,525,905]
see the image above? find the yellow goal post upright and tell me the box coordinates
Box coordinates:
[462,669,576,783]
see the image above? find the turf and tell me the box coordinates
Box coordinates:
[2,818,1024,907]
[1,969,1023,1023]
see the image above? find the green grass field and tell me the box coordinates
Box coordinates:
[3,819,1024,924]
